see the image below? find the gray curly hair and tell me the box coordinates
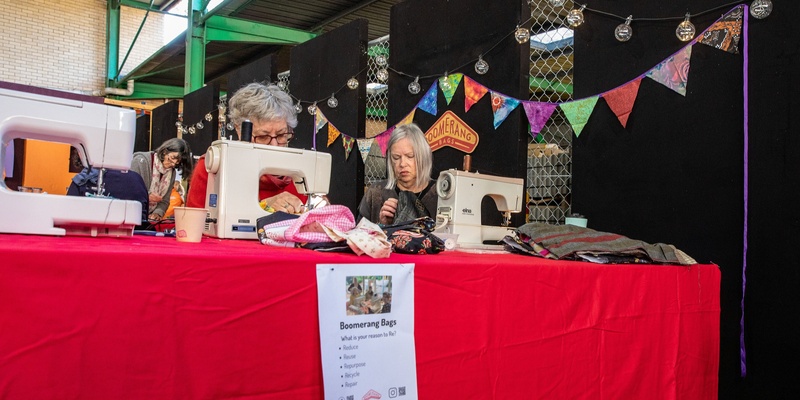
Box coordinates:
[227,82,297,132]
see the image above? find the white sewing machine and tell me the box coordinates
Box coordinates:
[434,169,524,248]
[0,86,142,237]
[203,139,332,239]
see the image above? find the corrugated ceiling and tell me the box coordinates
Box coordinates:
[123,0,400,94]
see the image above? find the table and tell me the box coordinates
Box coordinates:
[0,233,720,399]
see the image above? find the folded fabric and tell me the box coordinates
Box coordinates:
[382,217,445,255]
[323,218,392,258]
[515,222,696,265]
[256,205,355,246]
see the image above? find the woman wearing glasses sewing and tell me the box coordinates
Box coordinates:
[130,137,193,222]
[186,82,307,214]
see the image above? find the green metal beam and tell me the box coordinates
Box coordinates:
[205,15,317,44]
[185,0,206,94]
[116,82,185,100]
[106,0,121,87]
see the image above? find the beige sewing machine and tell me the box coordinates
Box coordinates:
[203,139,332,239]
[434,169,524,248]
[0,86,142,237]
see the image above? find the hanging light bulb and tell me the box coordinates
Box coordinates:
[375,55,388,67]
[408,76,421,94]
[750,0,773,19]
[376,68,389,82]
[615,15,633,42]
[347,77,359,90]
[188,126,196,135]
[204,113,213,121]
[675,13,696,42]
[567,5,586,27]
[195,121,204,130]
[226,122,234,131]
[175,121,182,128]
[277,81,287,90]
[294,101,302,114]
[327,93,338,108]
[549,0,566,7]
[307,102,317,116]
[440,73,452,92]
[475,55,490,75]
[514,26,530,44]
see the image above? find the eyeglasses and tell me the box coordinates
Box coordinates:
[253,130,294,145]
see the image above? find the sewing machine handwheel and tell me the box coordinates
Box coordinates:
[206,146,220,174]
[436,171,455,200]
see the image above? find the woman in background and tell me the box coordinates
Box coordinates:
[357,123,436,225]
[130,137,192,222]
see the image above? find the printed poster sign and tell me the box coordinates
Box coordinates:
[317,263,417,400]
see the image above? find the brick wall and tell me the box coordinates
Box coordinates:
[0,0,166,94]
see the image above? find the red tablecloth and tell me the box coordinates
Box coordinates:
[0,233,720,399]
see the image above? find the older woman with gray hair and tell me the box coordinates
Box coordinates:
[357,123,437,225]
[186,82,307,214]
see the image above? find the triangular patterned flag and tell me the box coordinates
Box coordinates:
[490,91,521,129]
[417,81,438,115]
[560,96,599,137]
[315,108,329,133]
[399,108,416,126]
[438,73,463,105]
[357,138,374,163]
[522,101,558,135]
[698,5,743,54]
[342,135,355,160]
[327,124,341,147]
[602,78,641,128]
[646,46,692,96]
[375,127,393,155]
[464,76,489,113]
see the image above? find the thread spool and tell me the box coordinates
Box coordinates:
[463,154,472,172]
[240,120,253,142]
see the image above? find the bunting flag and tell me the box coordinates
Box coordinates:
[357,138,374,163]
[522,101,558,135]
[464,76,489,112]
[315,108,329,133]
[698,5,744,54]
[327,123,342,147]
[342,135,355,160]
[602,78,642,128]
[646,45,692,96]
[560,96,599,137]
[439,73,463,105]
[490,91,520,129]
[375,127,393,155]
[417,81,438,115]
[399,108,416,126]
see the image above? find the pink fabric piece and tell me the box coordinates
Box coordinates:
[260,205,355,244]
[375,127,393,156]
[602,79,641,128]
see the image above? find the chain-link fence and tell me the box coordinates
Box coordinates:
[526,0,574,224]
[277,3,575,224]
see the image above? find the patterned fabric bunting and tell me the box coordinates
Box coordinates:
[438,73,463,105]
[417,81,438,115]
[342,135,355,160]
[327,124,341,147]
[560,96,599,137]
[698,5,743,54]
[399,109,416,126]
[490,91,520,129]
[375,127,393,155]
[464,76,489,112]
[357,138,374,163]
[315,108,329,133]
[602,78,641,128]
[522,101,558,135]
[646,46,692,96]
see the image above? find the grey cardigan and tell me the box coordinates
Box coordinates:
[357,179,437,224]
[130,151,176,217]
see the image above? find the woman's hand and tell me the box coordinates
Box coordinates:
[149,193,162,203]
[148,213,162,221]
[264,192,304,214]
[379,198,398,225]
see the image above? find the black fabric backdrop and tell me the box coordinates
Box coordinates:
[573,1,799,398]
